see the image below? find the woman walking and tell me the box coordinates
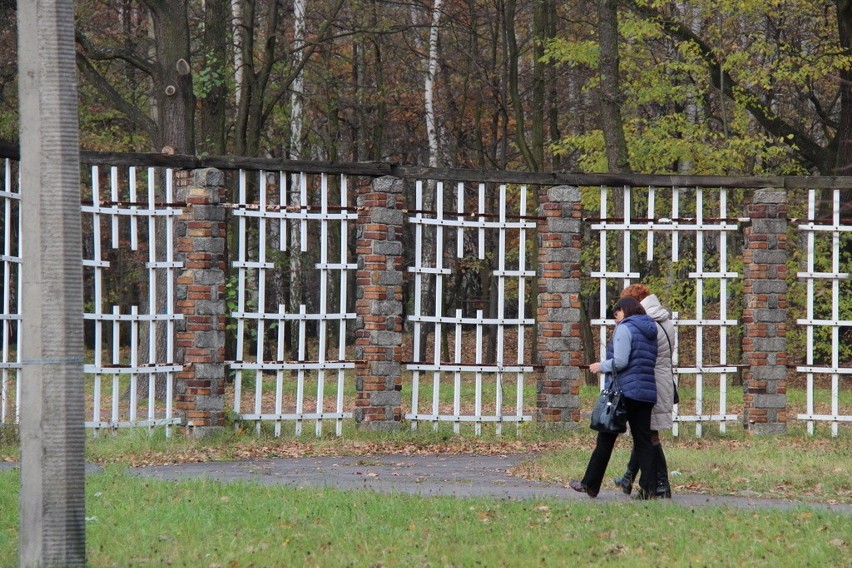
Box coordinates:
[612,284,675,498]
[569,297,659,499]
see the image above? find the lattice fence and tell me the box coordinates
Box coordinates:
[589,185,742,436]
[227,170,356,436]
[405,181,537,434]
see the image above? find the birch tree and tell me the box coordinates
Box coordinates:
[413,0,442,360]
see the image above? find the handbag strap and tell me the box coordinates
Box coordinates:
[657,321,674,357]
[656,321,678,389]
[609,365,620,390]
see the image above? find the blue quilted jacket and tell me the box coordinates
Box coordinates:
[605,314,658,404]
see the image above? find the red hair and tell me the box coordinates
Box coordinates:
[621,284,650,302]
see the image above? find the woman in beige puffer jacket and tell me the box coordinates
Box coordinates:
[612,285,676,498]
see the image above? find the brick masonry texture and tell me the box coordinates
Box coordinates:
[741,189,788,433]
[174,168,227,436]
[173,173,794,435]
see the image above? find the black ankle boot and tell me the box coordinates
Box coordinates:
[612,466,635,495]
[654,445,672,498]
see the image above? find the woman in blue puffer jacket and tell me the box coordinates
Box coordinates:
[569,296,659,499]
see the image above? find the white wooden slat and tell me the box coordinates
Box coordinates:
[475,310,483,436]
[478,183,485,259]
[336,175,349,436]
[165,171,177,429]
[597,185,609,388]
[110,167,119,248]
[404,179,536,434]
[129,306,139,424]
[794,187,852,436]
[456,182,464,259]
[1,160,13,424]
[431,181,445,432]
[408,314,533,326]
[299,172,308,252]
[495,184,507,436]
[296,304,307,436]
[516,187,528,433]
[622,185,632,290]
[410,180,423,430]
[316,173,329,437]
[414,217,535,230]
[279,172,287,251]
[646,186,655,261]
[672,186,681,261]
[92,166,104,428]
[274,304,285,437]
[254,171,268,435]
[111,306,120,424]
[592,186,743,436]
[233,170,247,416]
[129,167,138,250]
[453,308,462,434]
[695,189,705,438]
[831,190,841,438]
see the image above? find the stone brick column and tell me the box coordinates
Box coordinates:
[535,185,584,428]
[741,188,788,434]
[174,168,227,437]
[354,176,404,430]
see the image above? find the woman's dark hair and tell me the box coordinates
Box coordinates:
[612,296,646,318]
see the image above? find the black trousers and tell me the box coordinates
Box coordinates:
[581,397,656,495]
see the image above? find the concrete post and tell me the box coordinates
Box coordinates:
[174,168,227,437]
[741,188,788,434]
[535,185,584,429]
[354,176,404,430]
[18,0,86,565]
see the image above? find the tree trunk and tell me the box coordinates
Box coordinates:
[290,0,307,161]
[199,0,229,155]
[143,0,195,154]
[504,0,537,171]
[597,0,630,174]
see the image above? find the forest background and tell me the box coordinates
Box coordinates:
[2,0,852,371]
[1,0,852,178]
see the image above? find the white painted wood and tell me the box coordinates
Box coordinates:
[404,180,535,432]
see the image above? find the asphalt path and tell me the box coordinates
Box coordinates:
[124,454,852,515]
[2,454,848,514]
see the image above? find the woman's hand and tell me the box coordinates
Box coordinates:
[589,362,601,374]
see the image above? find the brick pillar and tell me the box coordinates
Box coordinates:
[354,175,404,430]
[742,188,788,434]
[535,185,583,429]
[174,168,227,437]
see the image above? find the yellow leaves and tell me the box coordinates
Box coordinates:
[541,39,599,69]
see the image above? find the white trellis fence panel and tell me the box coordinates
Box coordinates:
[81,165,184,434]
[406,181,537,435]
[228,170,356,437]
[0,159,21,426]
[590,185,741,437]
[796,188,852,436]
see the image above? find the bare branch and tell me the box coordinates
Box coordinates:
[75,52,158,141]
[75,30,155,77]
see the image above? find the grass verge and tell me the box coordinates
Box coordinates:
[0,467,849,567]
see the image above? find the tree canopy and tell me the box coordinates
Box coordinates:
[1,0,852,175]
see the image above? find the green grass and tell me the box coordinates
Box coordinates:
[515,432,852,504]
[0,467,849,567]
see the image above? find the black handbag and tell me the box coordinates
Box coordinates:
[590,372,627,434]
